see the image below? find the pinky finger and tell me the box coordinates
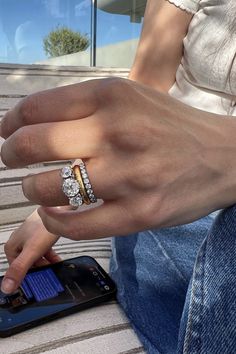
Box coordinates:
[37,201,136,241]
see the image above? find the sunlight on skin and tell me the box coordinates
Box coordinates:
[129,0,193,91]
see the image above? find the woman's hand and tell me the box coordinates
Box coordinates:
[1,78,236,240]
[1,209,61,294]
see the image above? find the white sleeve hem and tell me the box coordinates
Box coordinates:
[166,0,199,14]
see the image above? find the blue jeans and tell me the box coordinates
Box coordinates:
[110,206,236,354]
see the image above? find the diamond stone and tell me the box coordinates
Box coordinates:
[69,195,83,207]
[63,178,80,197]
[85,183,91,189]
[61,166,72,179]
[84,178,89,184]
[82,172,88,178]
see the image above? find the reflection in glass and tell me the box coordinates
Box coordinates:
[96,0,146,67]
[0,0,91,65]
[0,0,146,67]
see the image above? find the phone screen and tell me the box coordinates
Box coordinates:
[0,256,116,336]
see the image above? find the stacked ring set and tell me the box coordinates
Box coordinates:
[61,162,97,208]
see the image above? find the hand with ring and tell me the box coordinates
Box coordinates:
[1,78,236,293]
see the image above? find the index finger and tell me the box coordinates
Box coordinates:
[0,79,101,139]
[1,249,45,294]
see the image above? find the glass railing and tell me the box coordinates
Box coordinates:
[0,0,146,68]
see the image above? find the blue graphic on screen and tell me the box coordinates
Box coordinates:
[21,269,64,302]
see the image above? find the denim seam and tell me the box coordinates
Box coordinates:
[147,230,189,284]
[182,237,207,354]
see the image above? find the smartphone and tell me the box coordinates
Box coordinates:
[0,256,116,337]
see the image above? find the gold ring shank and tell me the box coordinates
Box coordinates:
[73,165,91,205]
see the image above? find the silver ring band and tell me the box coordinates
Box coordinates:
[78,162,97,203]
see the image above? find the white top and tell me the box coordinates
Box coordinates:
[167,0,236,116]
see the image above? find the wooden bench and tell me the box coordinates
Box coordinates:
[0,64,145,354]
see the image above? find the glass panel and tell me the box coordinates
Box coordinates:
[0,0,91,66]
[96,0,146,68]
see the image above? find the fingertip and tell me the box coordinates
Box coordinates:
[1,278,17,294]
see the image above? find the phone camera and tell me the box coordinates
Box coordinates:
[66,264,76,269]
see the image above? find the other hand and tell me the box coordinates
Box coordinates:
[1,209,61,294]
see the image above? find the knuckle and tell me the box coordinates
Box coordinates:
[19,94,39,125]
[31,177,45,203]
[7,258,26,280]
[13,127,35,163]
[98,78,131,105]
[112,128,148,151]
[4,231,17,254]
[28,243,42,257]
[129,160,161,191]
[131,196,162,230]
[23,174,42,203]
[106,115,154,153]
[4,241,11,255]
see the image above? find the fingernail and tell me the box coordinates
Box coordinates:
[1,278,16,294]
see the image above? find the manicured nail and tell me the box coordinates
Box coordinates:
[1,278,16,294]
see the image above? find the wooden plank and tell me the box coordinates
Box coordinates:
[0,164,69,180]
[0,96,24,109]
[0,305,142,354]
[0,205,37,225]
[27,329,145,354]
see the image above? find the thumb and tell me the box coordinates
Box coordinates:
[1,249,39,294]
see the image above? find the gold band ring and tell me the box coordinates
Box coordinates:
[73,165,91,205]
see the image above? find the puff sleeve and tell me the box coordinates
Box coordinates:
[166,0,200,14]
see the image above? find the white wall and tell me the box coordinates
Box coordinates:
[36,38,139,68]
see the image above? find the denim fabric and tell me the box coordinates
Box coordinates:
[110,207,236,354]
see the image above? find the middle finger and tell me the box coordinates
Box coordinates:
[1,117,103,168]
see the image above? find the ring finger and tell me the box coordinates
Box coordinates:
[22,158,127,206]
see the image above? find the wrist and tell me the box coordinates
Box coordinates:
[204,114,236,209]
